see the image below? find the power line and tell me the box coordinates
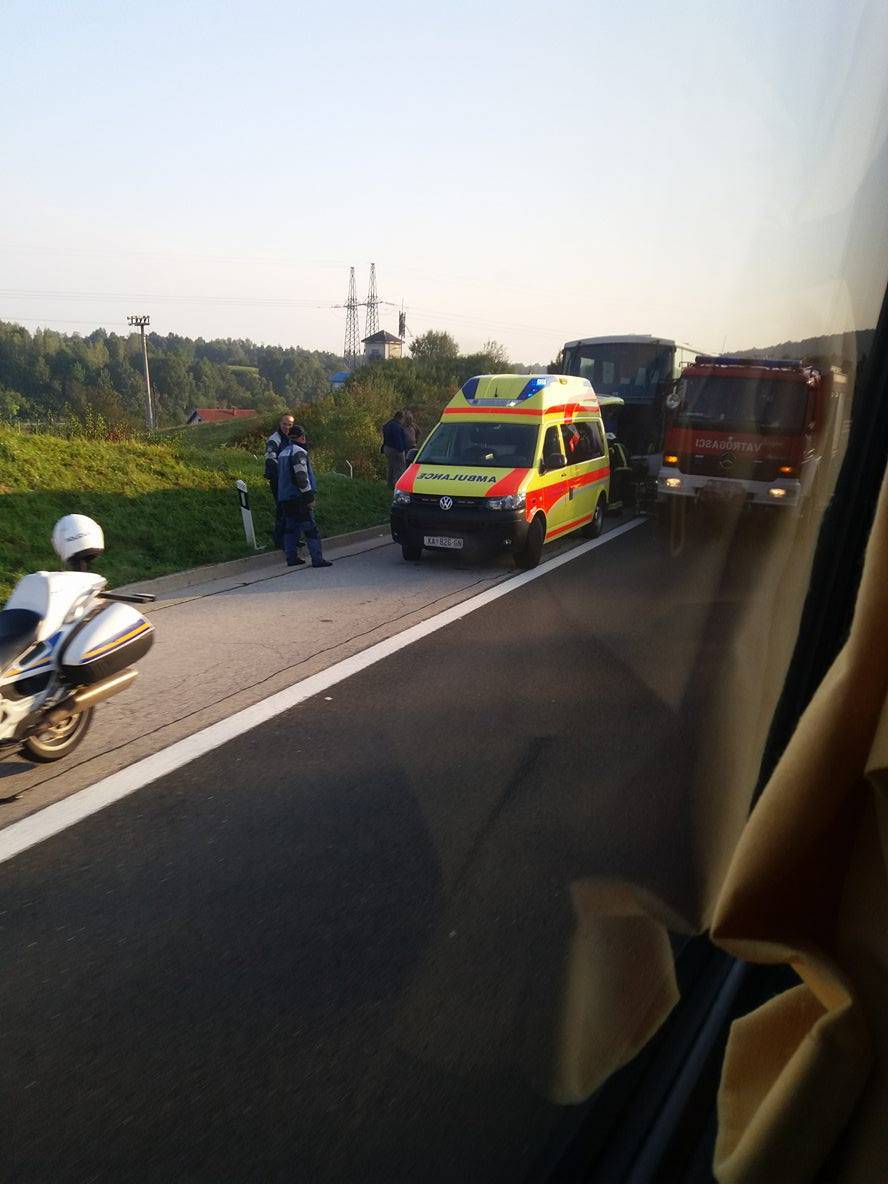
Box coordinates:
[0,288,332,309]
[0,315,130,327]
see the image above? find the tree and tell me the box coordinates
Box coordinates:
[409,329,459,363]
[478,339,509,368]
[0,385,24,421]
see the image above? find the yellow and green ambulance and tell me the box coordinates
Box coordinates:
[391,374,622,568]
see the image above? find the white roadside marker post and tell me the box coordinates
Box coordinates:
[236,480,261,550]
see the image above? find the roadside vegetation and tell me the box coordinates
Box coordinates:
[0,426,390,599]
[0,319,345,426]
[0,324,547,597]
[158,331,543,479]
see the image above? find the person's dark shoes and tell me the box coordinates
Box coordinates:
[287,556,306,567]
[311,559,333,568]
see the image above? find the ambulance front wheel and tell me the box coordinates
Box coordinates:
[401,541,423,561]
[514,516,545,569]
[582,496,606,539]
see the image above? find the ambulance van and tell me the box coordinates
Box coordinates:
[390,374,621,568]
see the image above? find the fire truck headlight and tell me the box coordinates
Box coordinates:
[664,477,682,489]
[768,487,787,500]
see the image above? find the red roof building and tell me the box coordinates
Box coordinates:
[186,408,258,425]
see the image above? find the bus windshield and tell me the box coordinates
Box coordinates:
[562,342,673,401]
[676,375,810,435]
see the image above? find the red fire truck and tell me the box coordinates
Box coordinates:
[656,355,848,515]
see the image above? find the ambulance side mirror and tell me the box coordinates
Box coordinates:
[542,452,567,472]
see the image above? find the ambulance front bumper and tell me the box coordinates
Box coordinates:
[390,503,529,551]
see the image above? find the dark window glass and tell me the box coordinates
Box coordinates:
[676,376,809,435]
[542,425,565,466]
[417,422,539,467]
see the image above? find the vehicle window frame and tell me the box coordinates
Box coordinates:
[541,424,567,470]
[416,421,540,468]
[572,421,598,463]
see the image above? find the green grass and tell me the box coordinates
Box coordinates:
[157,416,269,450]
[0,426,391,600]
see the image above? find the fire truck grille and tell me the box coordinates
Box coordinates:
[681,454,781,481]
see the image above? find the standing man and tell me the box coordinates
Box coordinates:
[381,410,408,488]
[277,424,333,569]
[402,410,419,456]
[265,412,295,548]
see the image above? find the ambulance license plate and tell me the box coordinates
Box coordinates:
[424,535,463,549]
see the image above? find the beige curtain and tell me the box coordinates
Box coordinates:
[711,466,888,1183]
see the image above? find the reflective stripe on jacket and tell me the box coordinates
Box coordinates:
[265,430,288,480]
[277,443,317,502]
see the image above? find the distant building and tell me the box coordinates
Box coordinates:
[330,370,352,391]
[186,407,258,425]
[362,330,403,362]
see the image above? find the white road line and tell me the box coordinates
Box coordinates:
[0,518,645,866]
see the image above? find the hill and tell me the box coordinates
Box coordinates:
[733,329,874,370]
[0,320,347,429]
[0,427,390,600]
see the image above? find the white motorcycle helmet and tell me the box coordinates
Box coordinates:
[51,514,105,570]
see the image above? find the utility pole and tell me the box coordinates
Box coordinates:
[127,314,155,430]
[364,262,379,339]
[343,268,360,370]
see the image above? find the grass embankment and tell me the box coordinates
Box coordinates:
[157,417,266,449]
[0,427,391,599]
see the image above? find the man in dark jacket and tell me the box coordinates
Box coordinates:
[381,410,409,488]
[276,425,332,569]
[265,413,295,547]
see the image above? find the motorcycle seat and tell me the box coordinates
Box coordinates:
[0,609,43,673]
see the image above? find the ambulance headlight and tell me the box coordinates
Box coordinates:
[392,489,411,505]
[488,493,526,511]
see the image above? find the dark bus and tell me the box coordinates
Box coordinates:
[560,334,703,454]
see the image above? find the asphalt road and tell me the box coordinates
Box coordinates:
[0,529,542,824]
[0,512,813,1182]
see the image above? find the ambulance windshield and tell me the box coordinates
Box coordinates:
[417,422,538,467]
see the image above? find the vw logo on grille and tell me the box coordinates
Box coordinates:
[439,496,454,510]
[719,452,736,471]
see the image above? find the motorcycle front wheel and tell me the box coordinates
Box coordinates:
[22,708,94,763]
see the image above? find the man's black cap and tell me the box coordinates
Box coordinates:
[289,424,306,439]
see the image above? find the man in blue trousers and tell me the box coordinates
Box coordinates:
[265,412,295,549]
[276,425,333,569]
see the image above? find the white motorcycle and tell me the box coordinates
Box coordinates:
[0,515,155,763]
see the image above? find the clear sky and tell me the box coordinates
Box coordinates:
[2,0,887,361]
